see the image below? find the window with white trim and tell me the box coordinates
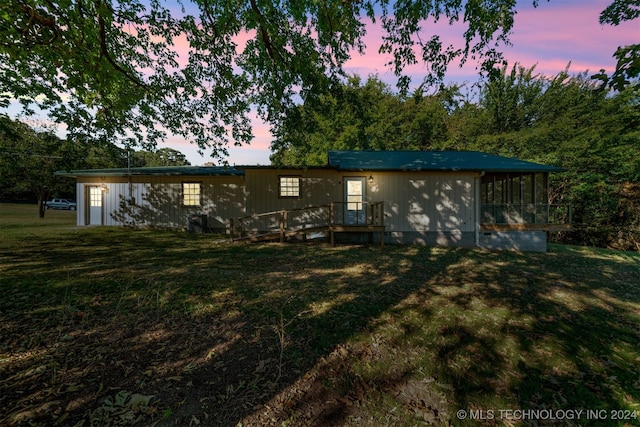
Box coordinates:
[279,176,301,198]
[182,182,201,206]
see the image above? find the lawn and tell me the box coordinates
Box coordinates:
[1,203,639,426]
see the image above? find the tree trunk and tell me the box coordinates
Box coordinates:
[36,188,50,218]
[38,197,46,218]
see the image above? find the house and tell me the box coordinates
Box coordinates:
[56,150,570,251]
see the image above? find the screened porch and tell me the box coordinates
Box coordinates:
[480,172,571,231]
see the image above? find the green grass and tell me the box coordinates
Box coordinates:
[1,203,639,426]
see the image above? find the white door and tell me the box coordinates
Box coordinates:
[344,177,366,225]
[87,186,103,225]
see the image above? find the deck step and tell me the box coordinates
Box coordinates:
[231,226,330,243]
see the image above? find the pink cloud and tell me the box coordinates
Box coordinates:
[176,1,638,164]
[502,1,638,75]
[345,0,638,87]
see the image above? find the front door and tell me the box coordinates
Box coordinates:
[87,186,103,225]
[344,177,366,225]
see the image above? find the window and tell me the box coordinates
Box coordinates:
[89,187,102,207]
[183,182,201,206]
[279,176,301,198]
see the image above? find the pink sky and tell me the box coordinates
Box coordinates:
[4,1,637,166]
[343,1,638,81]
[166,0,637,165]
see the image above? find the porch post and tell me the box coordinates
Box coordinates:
[279,211,286,243]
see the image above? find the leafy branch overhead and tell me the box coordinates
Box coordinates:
[0,0,636,157]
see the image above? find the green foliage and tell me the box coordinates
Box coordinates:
[0,115,74,214]
[465,69,640,250]
[596,0,640,91]
[0,115,191,211]
[270,75,456,165]
[272,66,640,250]
[130,148,191,167]
[599,0,640,26]
[2,0,607,159]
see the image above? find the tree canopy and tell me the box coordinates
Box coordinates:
[1,0,635,159]
[0,115,76,216]
[0,114,190,215]
[270,67,640,250]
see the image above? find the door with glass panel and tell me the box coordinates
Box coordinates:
[344,177,366,225]
[87,186,103,225]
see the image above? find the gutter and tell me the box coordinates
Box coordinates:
[475,171,485,249]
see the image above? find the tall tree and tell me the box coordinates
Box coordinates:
[2,0,629,158]
[595,0,640,91]
[130,148,191,167]
[0,115,75,216]
[269,76,454,165]
[470,67,640,250]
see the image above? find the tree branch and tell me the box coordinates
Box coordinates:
[16,1,59,46]
[97,11,147,89]
[249,0,278,61]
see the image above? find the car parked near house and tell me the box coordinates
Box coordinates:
[45,198,77,210]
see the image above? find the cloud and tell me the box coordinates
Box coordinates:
[502,0,637,75]
[4,0,636,166]
[344,0,637,88]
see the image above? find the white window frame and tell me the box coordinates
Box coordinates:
[182,182,202,207]
[278,176,301,199]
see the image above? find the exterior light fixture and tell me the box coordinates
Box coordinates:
[368,175,374,184]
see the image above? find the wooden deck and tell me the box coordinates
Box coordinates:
[229,202,386,247]
[229,202,572,247]
[329,225,385,247]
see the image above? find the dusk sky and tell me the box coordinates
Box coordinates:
[178,0,638,166]
[4,0,638,166]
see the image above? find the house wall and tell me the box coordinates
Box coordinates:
[478,231,548,252]
[75,175,245,231]
[72,169,545,251]
[242,169,478,246]
[370,171,476,246]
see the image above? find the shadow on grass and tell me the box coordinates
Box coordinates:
[1,229,639,426]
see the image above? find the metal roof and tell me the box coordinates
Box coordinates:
[328,150,565,173]
[56,151,564,176]
[55,165,245,177]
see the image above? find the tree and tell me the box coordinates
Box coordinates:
[0,115,168,215]
[269,76,454,165]
[593,0,640,91]
[469,67,640,250]
[130,148,191,167]
[3,0,625,159]
[0,115,75,216]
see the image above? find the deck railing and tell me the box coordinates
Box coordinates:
[329,201,385,227]
[229,201,385,242]
[481,203,572,228]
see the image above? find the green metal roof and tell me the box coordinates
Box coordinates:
[56,151,564,177]
[328,150,565,173]
[55,165,245,177]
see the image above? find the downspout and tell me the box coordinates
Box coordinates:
[475,171,485,248]
[127,148,133,205]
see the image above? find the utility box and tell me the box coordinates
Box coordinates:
[188,214,208,233]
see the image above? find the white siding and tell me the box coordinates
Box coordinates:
[75,182,84,226]
[74,169,477,236]
[76,176,245,230]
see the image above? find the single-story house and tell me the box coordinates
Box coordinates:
[56,150,571,251]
